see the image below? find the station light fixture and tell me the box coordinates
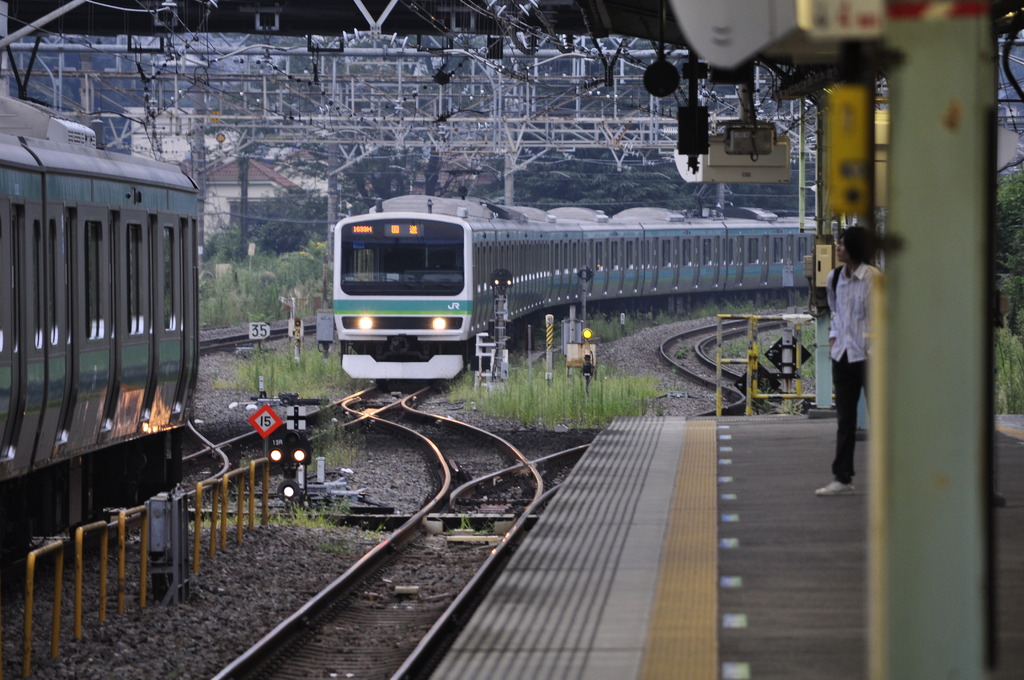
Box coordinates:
[431,317,448,330]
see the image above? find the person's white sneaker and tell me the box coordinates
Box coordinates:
[815,481,855,496]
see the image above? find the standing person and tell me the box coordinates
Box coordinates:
[816,226,880,496]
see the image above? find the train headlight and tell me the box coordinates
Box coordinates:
[357,316,374,330]
[431,317,447,330]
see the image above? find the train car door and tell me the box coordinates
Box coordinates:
[759,235,771,286]
[0,198,15,470]
[177,216,200,423]
[712,236,722,289]
[9,200,50,472]
[67,207,113,449]
[34,210,70,467]
[151,217,185,429]
[105,208,151,440]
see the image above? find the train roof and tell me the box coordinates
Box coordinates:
[0,96,96,146]
[381,195,502,220]
[368,195,803,231]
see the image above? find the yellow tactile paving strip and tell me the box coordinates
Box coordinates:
[641,419,718,680]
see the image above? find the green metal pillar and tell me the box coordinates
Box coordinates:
[870,3,993,679]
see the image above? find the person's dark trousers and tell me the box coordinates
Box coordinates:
[832,353,867,484]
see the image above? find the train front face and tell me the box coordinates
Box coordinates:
[333,213,472,380]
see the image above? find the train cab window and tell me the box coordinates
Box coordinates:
[747,237,759,264]
[127,223,144,335]
[85,220,104,339]
[339,219,465,296]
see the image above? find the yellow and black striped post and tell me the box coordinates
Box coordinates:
[545,314,554,381]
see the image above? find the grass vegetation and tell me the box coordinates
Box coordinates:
[996,327,1024,414]
[233,345,362,399]
[447,359,659,428]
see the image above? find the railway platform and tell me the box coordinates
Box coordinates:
[429,415,1024,680]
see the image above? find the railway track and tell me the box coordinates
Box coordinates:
[210,386,561,680]
[658,317,792,416]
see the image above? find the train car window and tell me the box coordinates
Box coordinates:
[773,238,783,263]
[626,241,634,269]
[562,241,569,274]
[163,226,177,332]
[726,238,734,265]
[47,219,60,346]
[661,240,671,267]
[126,223,143,335]
[85,220,104,339]
[611,241,619,270]
[748,238,759,264]
[33,220,43,348]
[702,239,712,265]
[682,239,692,265]
[595,241,604,270]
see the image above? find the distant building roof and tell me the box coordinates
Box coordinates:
[207,158,299,189]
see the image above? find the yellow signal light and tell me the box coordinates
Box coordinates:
[582,328,594,340]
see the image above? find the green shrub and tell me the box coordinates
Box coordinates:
[447,362,658,428]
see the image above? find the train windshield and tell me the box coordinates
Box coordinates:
[339,219,465,296]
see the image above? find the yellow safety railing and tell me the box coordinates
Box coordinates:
[23,539,64,677]
[193,457,271,574]
[74,521,109,640]
[193,479,220,573]
[220,467,248,550]
[250,458,271,530]
[716,313,816,416]
[117,506,148,613]
[11,458,272,677]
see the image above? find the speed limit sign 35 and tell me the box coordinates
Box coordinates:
[248,321,271,341]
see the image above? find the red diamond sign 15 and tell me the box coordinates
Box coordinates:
[248,404,284,439]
